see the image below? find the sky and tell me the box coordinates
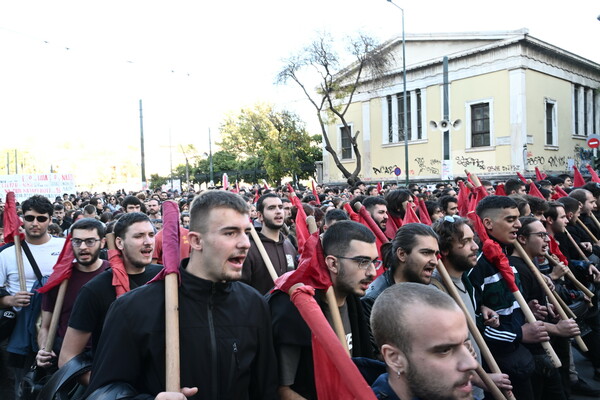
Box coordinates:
[0,0,598,189]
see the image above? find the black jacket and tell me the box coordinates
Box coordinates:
[86,259,278,400]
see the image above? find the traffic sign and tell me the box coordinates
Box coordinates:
[588,134,600,149]
[394,167,402,176]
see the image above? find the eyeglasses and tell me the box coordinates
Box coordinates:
[71,238,101,247]
[23,215,49,223]
[333,255,383,270]
[525,231,549,239]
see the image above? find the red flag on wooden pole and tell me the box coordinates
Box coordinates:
[528,182,545,199]
[37,234,75,294]
[3,192,23,243]
[573,166,585,187]
[586,164,600,183]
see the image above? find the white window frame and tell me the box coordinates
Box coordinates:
[337,122,355,161]
[544,98,557,146]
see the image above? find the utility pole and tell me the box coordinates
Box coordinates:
[208,128,214,185]
[14,150,18,174]
[139,99,147,188]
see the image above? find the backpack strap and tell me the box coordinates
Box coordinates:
[21,241,43,284]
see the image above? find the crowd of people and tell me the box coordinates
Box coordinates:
[0,171,599,399]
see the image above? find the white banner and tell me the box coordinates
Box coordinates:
[0,173,76,203]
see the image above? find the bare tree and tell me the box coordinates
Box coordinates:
[277,33,394,185]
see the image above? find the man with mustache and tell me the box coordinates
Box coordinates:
[58,212,161,380]
[242,193,297,294]
[370,283,479,400]
[35,218,109,369]
[363,196,389,232]
[86,191,278,399]
[269,220,378,400]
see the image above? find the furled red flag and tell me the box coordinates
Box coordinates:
[222,173,229,190]
[528,182,544,199]
[573,166,585,187]
[253,191,260,204]
[149,201,181,283]
[466,185,489,216]
[553,185,568,199]
[466,173,475,186]
[263,180,270,190]
[418,198,432,225]
[357,206,389,245]
[516,172,527,184]
[3,192,23,243]
[456,180,471,217]
[495,184,506,196]
[535,167,547,181]
[402,203,421,224]
[376,182,383,194]
[231,181,240,194]
[586,164,600,183]
[384,216,399,239]
[37,234,75,294]
[343,203,361,223]
[311,181,321,205]
[288,185,310,254]
[110,248,130,297]
[548,236,569,266]
[290,286,378,400]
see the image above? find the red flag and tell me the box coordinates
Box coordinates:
[466,173,475,186]
[402,203,421,224]
[553,185,568,199]
[3,192,23,243]
[516,172,527,184]
[573,166,585,187]
[311,181,321,205]
[376,182,382,194]
[253,191,260,204]
[231,181,240,194]
[384,216,399,239]
[418,198,432,225]
[535,167,547,181]
[263,180,270,190]
[586,164,600,183]
[290,286,378,400]
[456,180,471,217]
[343,203,360,223]
[37,234,75,294]
[110,249,130,297]
[549,236,568,266]
[291,195,310,254]
[222,173,229,190]
[528,182,544,199]
[149,201,181,283]
[495,184,506,196]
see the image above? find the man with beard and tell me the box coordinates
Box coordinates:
[86,190,278,399]
[370,283,479,400]
[242,193,297,294]
[269,221,378,400]
[0,195,65,395]
[363,196,389,232]
[361,223,439,324]
[432,216,512,399]
[146,198,162,220]
[58,212,161,382]
[35,218,109,369]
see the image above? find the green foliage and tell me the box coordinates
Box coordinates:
[219,104,321,185]
[149,173,168,190]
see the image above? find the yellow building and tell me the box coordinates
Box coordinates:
[324,29,600,184]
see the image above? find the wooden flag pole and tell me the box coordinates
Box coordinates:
[306,216,350,357]
[44,280,68,351]
[14,236,27,292]
[436,260,512,400]
[544,253,594,299]
[249,225,279,283]
[563,232,597,298]
[590,213,600,232]
[165,272,180,392]
[512,242,588,352]
[576,219,599,244]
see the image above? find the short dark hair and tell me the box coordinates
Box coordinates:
[122,195,143,208]
[384,189,412,218]
[476,195,518,219]
[383,223,439,273]
[371,283,458,352]
[324,209,349,226]
[569,188,591,205]
[516,216,540,237]
[21,195,54,217]
[557,196,580,215]
[256,193,280,213]
[83,204,97,215]
[525,195,549,215]
[432,217,471,254]
[113,212,151,239]
[189,191,249,234]
[439,195,458,213]
[362,196,387,212]
[582,182,600,198]
[322,220,375,257]
[544,201,564,221]
[53,203,65,212]
[70,217,106,238]
[505,178,525,195]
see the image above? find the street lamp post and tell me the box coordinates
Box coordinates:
[387,0,409,185]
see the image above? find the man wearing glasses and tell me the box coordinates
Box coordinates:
[0,195,66,395]
[269,220,378,400]
[35,218,109,370]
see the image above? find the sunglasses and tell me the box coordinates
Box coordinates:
[23,215,49,223]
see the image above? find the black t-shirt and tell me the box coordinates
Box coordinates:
[67,264,162,352]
